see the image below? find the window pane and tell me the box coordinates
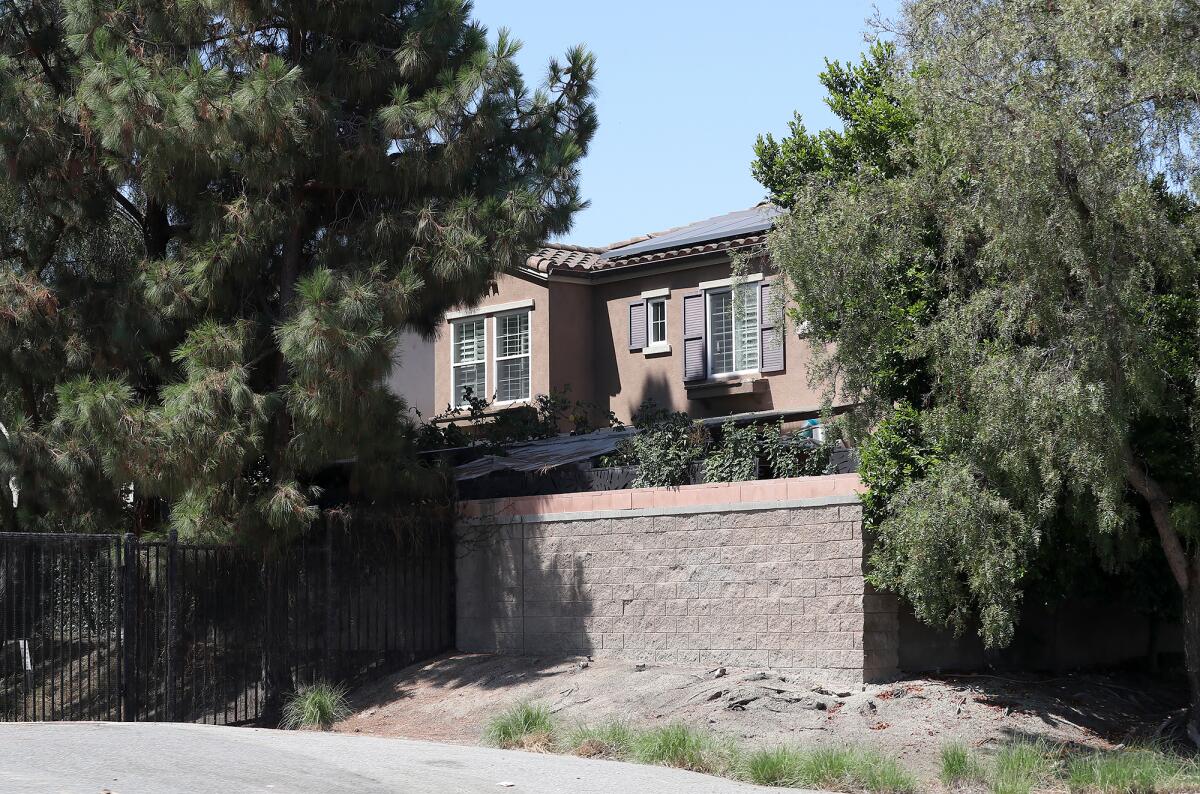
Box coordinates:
[495,357,530,402]
[734,285,759,371]
[452,362,485,405]
[452,318,485,364]
[649,300,666,344]
[709,291,734,374]
[496,312,529,358]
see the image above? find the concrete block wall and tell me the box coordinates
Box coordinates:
[456,475,899,684]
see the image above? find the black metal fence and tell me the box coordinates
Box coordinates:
[0,525,453,724]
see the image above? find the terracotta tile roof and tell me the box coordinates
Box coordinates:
[522,204,781,277]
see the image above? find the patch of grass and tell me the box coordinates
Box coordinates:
[483,702,557,751]
[564,720,635,759]
[1066,746,1200,793]
[941,742,987,788]
[630,722,737,776]
[991,741,1057,794]
[280,681,350,730]
[741,745,918,793]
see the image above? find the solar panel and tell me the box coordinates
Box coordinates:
[600,204,783,260]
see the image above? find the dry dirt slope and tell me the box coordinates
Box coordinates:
[335,653,1184,782]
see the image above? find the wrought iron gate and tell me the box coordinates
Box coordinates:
[0,527,453,723]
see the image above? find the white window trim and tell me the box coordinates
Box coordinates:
[640,287,670,300]
[491,308,531,406]
[646,296,668,347]
[446,298,534,321]
[698,272,764,291]
[705,285,761,378]
[450,316,487,409]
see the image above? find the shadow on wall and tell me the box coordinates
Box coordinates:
[454,517,602,661]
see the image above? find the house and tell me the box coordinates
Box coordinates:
[431,203,842,426]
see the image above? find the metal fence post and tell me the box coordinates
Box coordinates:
[120,533,138,722]
[164,529,178,722]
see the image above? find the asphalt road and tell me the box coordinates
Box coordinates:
[0,722,798,794]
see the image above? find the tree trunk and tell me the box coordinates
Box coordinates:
[1185,566,1200,746]
[1126,455,1200,744]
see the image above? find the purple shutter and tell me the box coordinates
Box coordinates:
[682,291,706,382]
[760,281,785,373]
[628,301,647,350]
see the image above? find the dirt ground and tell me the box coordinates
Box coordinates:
[335,653,1186,782]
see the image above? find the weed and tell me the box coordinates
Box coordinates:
[742,745,917,793]
[564,721,635,759]
[483,702,556,751]
[941,742,987,787]
[280,681,350,730]
[631,723,736,776]
[991,741,1057,794]
[1066,746,1200,793]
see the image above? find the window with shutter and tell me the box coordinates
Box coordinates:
[705,283,759,376]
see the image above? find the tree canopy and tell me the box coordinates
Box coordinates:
[0,0,596,545]
[761,0,1200,734]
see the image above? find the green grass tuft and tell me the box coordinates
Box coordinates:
[630,722,737,776]
[991,741,1057,794]
[483,702,557,751]
[941,742,987,788]
[564,720,635,759]
[741,745,917,793]
[280,681,350,730]
[1066,746,1200,793]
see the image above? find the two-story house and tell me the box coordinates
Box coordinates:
[429,203,838,426]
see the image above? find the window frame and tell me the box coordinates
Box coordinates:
[450,315,487,409]
[646,297,667,346]
[491,308,531,406]
[705,283,760,378]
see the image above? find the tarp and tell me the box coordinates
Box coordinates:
[453,427,638,481]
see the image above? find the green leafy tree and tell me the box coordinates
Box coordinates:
[767,0,1200,737]
[0,0,596,545]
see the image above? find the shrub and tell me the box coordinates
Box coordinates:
[484,702,557,751]
[1066,746,1200,793]
[280,681,350,730]
[564,721,635,759]
[630,723,737,776]
[703,419,761,483]
[615,401,708,487]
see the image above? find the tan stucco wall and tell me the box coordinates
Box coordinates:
[387,329,437,418]
[432,252,835,424]
[591,256,830,422]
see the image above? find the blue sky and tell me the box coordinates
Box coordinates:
[470,0,899,247]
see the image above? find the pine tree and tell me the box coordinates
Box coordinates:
[0,0,597,544]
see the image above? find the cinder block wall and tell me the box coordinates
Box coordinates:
[456,476,899,684]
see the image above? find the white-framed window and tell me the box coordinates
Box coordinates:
[493,309,530,403]
[647,298,667,346]
[451,317,486,408]
[706,284,759,376]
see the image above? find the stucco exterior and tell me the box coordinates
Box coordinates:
[431,248,836,424]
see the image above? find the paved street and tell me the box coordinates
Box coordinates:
[0,722,795,793]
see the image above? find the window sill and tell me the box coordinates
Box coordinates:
[642,343,671,358]
[684,375,766,399]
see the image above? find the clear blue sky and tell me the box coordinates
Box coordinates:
[470,0,898,247]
